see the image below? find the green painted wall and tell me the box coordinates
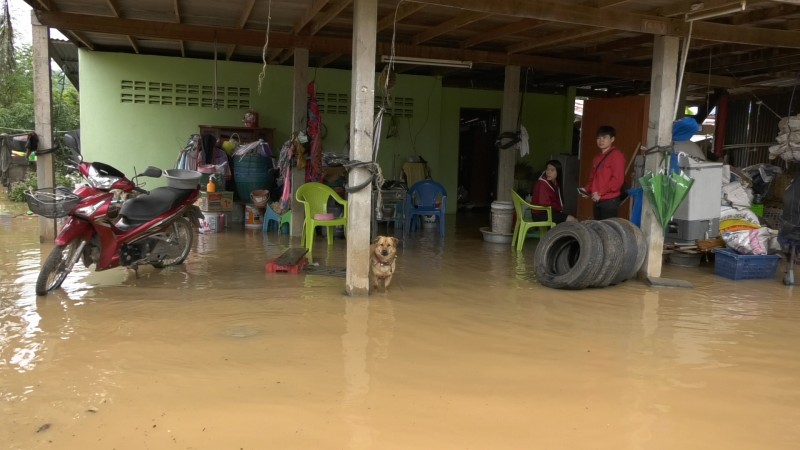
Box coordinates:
[519,90,576,173]
[79,51,572,212]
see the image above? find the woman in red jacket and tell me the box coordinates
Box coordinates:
[532,159,577,224]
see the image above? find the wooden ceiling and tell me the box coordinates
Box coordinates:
[25,0,800,102]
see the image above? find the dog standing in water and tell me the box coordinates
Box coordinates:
[370,236,399,293]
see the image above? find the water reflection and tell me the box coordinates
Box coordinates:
[4,198,800,449]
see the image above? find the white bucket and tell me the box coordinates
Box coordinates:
[200,212,225,233]
[244,204,263,229]
[490,201,514,234]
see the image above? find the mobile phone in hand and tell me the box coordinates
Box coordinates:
[577,187,589,198]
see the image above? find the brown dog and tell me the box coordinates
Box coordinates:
[370,236,399,293]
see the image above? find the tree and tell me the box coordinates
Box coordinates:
[0,44,80,133]
[1,0,18,109]
[1,1,79,133]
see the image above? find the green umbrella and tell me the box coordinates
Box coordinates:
[639,169,694,235]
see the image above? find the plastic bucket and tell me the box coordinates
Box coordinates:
[200,212,225,233]
[244,204,264,229]
[491,201,514,234]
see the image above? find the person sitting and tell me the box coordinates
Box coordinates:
[532,159,577,224]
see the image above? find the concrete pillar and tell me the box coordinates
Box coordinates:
[291,48,309,238]
[32,12,56,242]
[640,35,679,278]
[497,65,520,202]
[345,0,377,296]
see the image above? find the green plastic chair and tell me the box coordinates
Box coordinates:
[296,182,348,253]
[510,190,555,252]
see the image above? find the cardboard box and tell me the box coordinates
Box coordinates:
[196,191,234,212]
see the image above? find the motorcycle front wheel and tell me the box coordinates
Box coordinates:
[36,240,81,296]
[152,217,194,268]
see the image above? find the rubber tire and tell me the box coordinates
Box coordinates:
[534,222,604,290]
[601,218,640,285]
[36,240,81,296]
[605,217,647,283]
[152,217,193,268]
[583,220,625,288]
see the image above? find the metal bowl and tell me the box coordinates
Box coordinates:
[480,226,513,244]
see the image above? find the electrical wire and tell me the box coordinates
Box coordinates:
[257,0,272,94]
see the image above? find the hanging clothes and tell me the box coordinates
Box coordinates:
[306,81,323,182]
[278,139,295,211]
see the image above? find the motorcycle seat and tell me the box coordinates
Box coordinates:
[118,187,194,226]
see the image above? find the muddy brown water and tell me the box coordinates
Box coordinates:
[2,196,800,449]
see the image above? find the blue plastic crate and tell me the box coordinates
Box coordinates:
[713,248,780,280]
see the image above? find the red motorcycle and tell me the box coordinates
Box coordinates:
[26,153,204,296]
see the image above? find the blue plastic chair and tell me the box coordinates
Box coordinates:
[262,206,281,232]
[404,180,446,238]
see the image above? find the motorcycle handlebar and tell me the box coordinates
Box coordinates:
[134,187,148,195]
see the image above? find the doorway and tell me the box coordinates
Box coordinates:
[458,108,500,210]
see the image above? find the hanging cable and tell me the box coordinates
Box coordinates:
[257,0,273,94]
[673,18,694,120]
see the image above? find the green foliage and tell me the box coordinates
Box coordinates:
[0,44,79,133]
[8,171,37,202]
[8,145,77,203]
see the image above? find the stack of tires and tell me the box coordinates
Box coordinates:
[533,218,647,289]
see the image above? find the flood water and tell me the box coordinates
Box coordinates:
[2,195,800,450]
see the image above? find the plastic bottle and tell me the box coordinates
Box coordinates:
[207,176,217,193]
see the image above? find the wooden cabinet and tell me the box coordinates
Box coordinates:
[199,125,275,151]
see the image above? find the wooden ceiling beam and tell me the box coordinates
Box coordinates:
[377,2,426,31]
[310,0,352,36]
[461,19,545,49]
[64,31,94,50]
[32,0,94,50]
[786,19,800,30]
[106,0,139,54]
[593,0,632,7]
[225,0,257,60]
[505,0,632,54]
[508,27,613,54]
[603,45,655,62]
[407,0,681,35]
[318,53,343,67]
[267,48,283,63]
[411,11,486,45]
[173,0,185,57]
[692,21,800,48]
[591,34,653,53]
[656,0,745,18]
[33,11,739,88]
[295,0,330,34]
[731,4,800,25]
[459,0,629,50]
[33,0,55,11]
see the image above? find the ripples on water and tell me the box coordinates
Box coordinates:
[3,204,800,449]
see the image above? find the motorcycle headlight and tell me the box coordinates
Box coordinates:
[88,166,121,190]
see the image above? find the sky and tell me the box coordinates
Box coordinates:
[8,0,66,46]
[8,0,33,46]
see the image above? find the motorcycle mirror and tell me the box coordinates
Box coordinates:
[140,166,163,178]
[68,147,82,164]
